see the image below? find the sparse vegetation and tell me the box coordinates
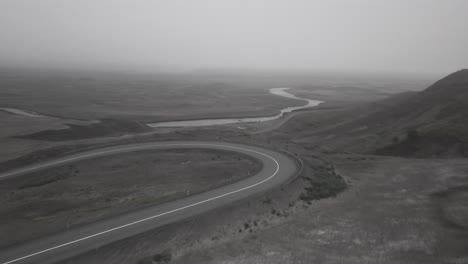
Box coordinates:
[299,165,346,202]
[0,149,261,248]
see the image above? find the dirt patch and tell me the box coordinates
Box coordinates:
[0,148,261,249]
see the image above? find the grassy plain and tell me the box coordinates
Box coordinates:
[0,148,260,249]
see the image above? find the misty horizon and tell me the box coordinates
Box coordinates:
[2,2,468,263]
[1,0,467,76]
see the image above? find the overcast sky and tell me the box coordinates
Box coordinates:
[1,0,467,75]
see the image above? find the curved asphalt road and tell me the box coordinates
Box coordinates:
[0,141,299,264]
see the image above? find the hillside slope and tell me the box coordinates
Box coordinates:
[282,70,468,158]
[373,69,468,157]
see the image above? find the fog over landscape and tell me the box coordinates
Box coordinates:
[1,0,467,75]
[2,1,468,264]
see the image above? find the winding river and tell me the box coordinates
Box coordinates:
[0,108,45,118]
[148,88,323,128]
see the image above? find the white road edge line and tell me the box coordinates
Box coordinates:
[1,143,281,264]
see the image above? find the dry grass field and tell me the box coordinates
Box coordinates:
[166,156,468,264]
[0,148,260,249]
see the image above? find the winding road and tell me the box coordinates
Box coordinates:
[0,141,300,264]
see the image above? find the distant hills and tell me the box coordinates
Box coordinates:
[298,69,468,157]
[373,69,468,157]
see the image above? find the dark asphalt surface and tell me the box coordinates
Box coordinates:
[0,141,300,264]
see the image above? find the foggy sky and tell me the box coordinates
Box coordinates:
[1,0,467,75]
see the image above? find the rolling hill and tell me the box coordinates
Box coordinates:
[374,69,468,157]
[286,69,468,158]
